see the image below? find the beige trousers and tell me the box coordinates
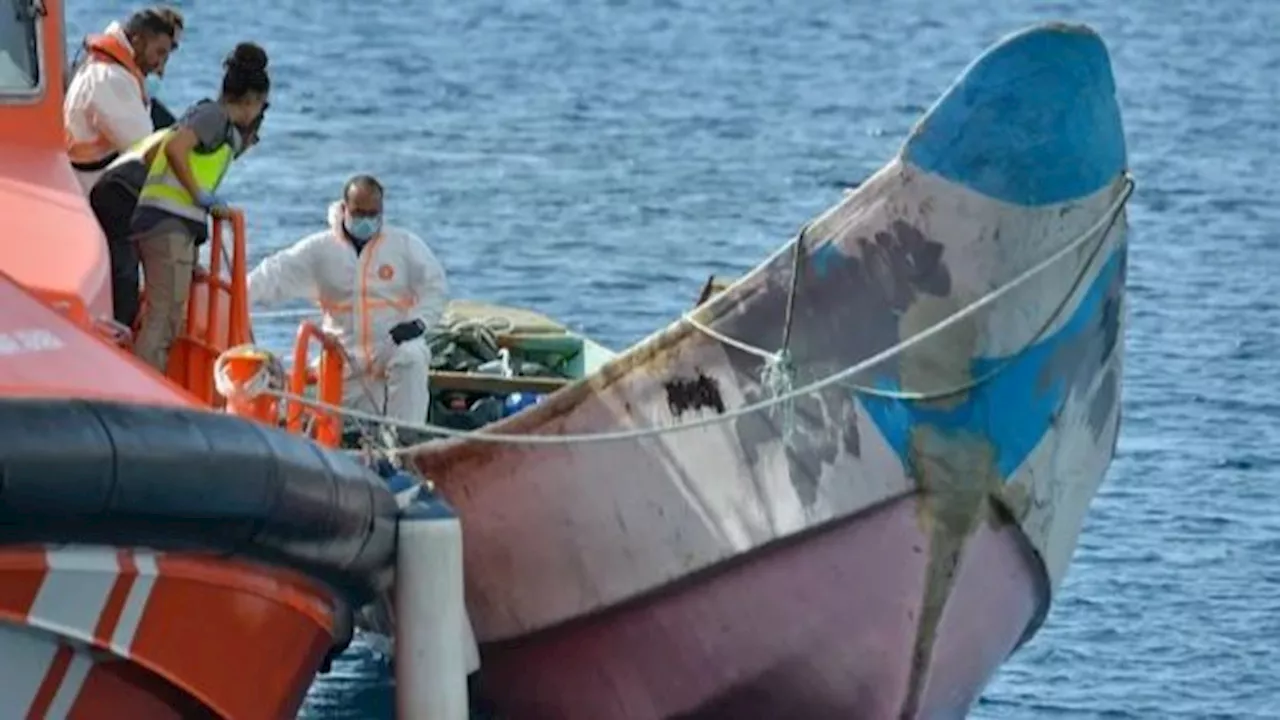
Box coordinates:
[133,219,198,373]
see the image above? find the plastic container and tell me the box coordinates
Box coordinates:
[502,392,544,417]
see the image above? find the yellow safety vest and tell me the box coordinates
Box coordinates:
[137,132,234,223]
[104,128,173,172]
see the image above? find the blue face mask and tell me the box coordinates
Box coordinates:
[344,215,382,242]
[145,74,163,100]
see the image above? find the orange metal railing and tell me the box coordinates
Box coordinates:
[284,321,346,447]
[144,209,348,447]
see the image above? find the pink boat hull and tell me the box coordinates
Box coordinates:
[474,493,1043,719]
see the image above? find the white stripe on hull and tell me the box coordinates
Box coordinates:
[0,546,163,718]
[46,650,95,719]
[28,546,119,639]
[0,624,62,714]
[111,551,159,656]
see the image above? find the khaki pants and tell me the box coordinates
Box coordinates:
[133,219,197,373]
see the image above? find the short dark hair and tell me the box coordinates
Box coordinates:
[123,9,176,40]
[343,174,384,202]
[152,5,184,31]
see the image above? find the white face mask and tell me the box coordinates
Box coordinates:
[228,124,246,157]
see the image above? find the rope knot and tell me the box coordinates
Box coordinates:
[761,349,797,442]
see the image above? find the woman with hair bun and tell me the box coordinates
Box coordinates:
[129,41,271,372]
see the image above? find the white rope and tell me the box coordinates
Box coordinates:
[681,315,776,362]
[212,345,282,400]
[238,175,1132,450]
[681,176,1133,386]
[250,307,318,321]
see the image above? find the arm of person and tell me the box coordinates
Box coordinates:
[89,68,153,151]
[247,236,322,307]
[160,125,204,205]
[164,102,231,210]
[405,233,449,332]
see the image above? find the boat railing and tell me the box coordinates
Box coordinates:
[172,209,351,446]
[167,210,251,406]
[284,320,346,447]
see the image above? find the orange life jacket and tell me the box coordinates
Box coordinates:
[65,33,150,170]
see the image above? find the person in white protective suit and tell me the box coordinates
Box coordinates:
[247,175,449,427]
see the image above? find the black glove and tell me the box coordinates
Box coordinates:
[389,319,426,345]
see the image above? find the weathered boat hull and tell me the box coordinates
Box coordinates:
[475,492,1045,719]
[411,22,1130,718]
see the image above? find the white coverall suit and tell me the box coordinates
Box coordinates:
[247,202,449,425]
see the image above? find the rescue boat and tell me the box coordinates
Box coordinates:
[0,3,398,717]
[372,21,1134,719]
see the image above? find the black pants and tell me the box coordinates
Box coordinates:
[89,181,141,328]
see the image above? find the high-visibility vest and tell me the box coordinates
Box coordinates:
[136,131,234,223]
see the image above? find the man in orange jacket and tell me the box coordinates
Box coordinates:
[63,8,181,193]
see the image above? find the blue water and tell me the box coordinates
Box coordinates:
[68,0,1280,717]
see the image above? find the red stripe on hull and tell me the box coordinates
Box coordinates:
[0,548,48,620]
[92,550,138,646]
[26,644,74,719]
[130,555,338,720]
[0,548,342,720]
[67,660,215,720]
[476,494,1043,719]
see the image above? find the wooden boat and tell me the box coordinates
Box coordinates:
[0,3,398,717]
[396,21,1133,719]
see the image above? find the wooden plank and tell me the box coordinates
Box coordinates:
[429,370,569,395]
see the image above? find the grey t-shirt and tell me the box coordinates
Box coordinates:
[130,100,233,243]
[184,101,233,153]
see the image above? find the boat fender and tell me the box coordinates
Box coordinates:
[395,497,471,717]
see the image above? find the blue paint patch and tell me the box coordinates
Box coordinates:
[859,247,1122,480]
[384,470,419,495]
[809,242,841,278]
[902,23,1127,207]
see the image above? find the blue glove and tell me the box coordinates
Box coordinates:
[195,191,226,210]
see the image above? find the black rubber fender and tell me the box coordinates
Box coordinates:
[0,398,399,605]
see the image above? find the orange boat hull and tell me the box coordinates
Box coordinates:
[0,546,342,719]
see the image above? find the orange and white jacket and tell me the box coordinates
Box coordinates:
[247,202,450,371]
[64,23,152,193]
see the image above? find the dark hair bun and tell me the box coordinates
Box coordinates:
[225,42,268,74]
